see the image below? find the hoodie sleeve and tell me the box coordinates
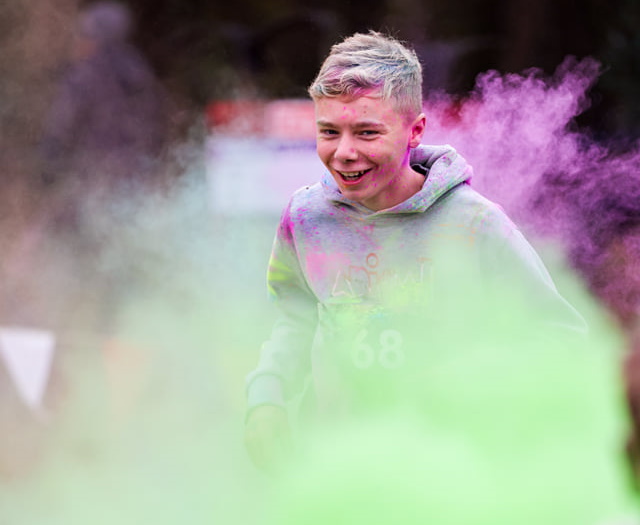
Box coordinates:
[245,201,319,413]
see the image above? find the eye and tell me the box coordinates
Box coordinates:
[318,128,338,137]
[359,130,379,138]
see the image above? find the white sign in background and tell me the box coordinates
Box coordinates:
[206,137,325,215]
[0,327,55,413]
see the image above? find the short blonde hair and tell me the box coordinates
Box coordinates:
[308,31,423,119]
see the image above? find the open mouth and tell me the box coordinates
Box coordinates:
[337,169,371,182]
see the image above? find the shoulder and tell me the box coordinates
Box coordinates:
[286,182,330,217]
[446,183,503,211]
[435,183,516,230]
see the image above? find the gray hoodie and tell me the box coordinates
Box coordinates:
[246,144,586,416]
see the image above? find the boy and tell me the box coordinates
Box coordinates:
[244,31,586,472]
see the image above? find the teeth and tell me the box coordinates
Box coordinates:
[340,170,367,180]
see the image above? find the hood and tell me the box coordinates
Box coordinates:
[321,144,473,215]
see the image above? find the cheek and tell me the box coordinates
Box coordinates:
[360,146,381,161]
[316,143,332,162]
[366,147,395,165]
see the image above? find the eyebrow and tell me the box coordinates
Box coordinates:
[316,119,386,129]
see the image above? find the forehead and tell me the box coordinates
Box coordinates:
[314,94,403,125]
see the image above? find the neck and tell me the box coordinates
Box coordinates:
[370,165,425,211]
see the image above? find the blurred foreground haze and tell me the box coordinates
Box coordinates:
[0,0,640,523]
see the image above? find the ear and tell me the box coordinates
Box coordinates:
[409,113,426,148]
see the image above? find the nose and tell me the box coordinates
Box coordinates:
[334,134,358,162]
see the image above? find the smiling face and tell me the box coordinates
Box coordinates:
[314,93,426,211]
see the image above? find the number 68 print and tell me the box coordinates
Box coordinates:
[351,329,405,369]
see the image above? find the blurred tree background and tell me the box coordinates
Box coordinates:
[0,0,639,189]
[118,0,639,141]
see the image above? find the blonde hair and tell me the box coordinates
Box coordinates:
[308,31,423,119]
